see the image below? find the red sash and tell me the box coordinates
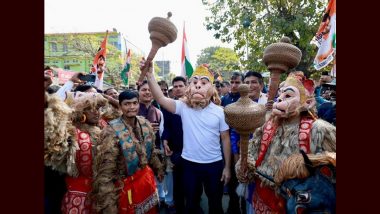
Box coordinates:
[61,129,94,214]
[256,116,314,168]
[75,129,93,177]
[298,117,313,153]
[118,166,158,214]
[255,120,278,168]
[253,178,286,214]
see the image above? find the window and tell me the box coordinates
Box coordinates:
[64,65,70,70]
[62,43,68,52]
[51,43,57,52]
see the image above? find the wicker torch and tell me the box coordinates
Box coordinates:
[138,12,178,83]
[224,84,266,178]
[263,37,302,103]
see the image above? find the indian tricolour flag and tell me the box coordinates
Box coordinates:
[181,23,194,78]
[120,49,131,85]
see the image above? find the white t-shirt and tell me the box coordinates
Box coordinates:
[175,100,229,163]
[258,92,268,104]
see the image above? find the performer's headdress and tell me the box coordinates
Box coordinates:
[191,64,214,83]
[71,92,107,122]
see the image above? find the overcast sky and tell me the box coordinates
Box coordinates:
[45,0,234,75]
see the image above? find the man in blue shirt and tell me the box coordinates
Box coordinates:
[221,72,244,107]
[221,71,245,214]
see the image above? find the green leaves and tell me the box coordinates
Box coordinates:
[203,0,327,76]
[196,46,240,72]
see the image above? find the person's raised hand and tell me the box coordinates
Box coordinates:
[70,72,85,84]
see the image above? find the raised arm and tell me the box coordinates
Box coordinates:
[142,61,176,113]
[55,72,84,101]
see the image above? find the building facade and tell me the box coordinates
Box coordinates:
[44,29,126,72]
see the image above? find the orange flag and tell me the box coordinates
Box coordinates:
[90,31,108,90]
[91,30,109,73]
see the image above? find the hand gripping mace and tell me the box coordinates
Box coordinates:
[138,12,178,83]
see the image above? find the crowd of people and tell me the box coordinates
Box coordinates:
[44,52,336,214]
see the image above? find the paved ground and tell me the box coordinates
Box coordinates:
[159,191,229,214]
[200,191,230,214]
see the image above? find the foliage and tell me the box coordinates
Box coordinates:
[197,46,219,65]
[196,46,240,72]
[202,0,326,76]
[157,72,176,85]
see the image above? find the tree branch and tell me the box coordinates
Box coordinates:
[261,0,272,17]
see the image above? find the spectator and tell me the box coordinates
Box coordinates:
[221,80,231,97]
[137,80,166,208]
[221,71,245,214]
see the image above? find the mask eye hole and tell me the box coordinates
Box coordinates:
[296,191,311,203]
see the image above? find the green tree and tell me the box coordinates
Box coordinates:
[202,0,326,76]
[196,46,240,72]
[196,46,219,66]
[160,72,176,85]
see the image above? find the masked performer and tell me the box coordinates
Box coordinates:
[140,61,231,214]
[58,92,107,214]
[236,75,336,214]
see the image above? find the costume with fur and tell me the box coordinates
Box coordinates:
[92,115,165,214]
[44,93,78,176]
[236,76,336,213]
[45,92,78,214]
[60,92,107,214]
[99,103,122,128]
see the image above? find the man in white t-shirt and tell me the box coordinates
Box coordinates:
[141,62,231,214]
